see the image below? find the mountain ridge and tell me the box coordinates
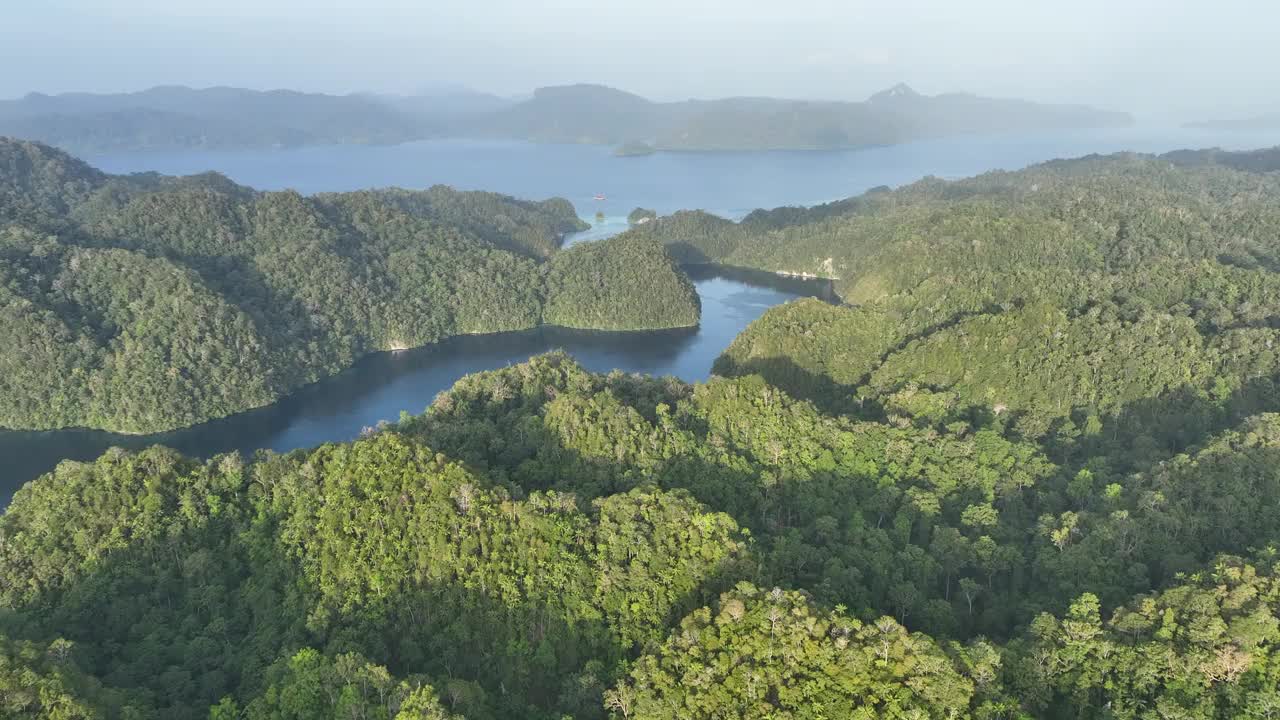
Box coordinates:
[471,81,1132,150]
[0,82,1133,153]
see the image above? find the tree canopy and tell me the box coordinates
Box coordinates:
[0,139,698,433]
[7,146,1280,718]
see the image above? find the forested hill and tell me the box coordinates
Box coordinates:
[8,353,1280,718]
[472,82,1131,151]
[0,86,444,152]
[0,138,699,433]
[629,146,1280,304]
[0,85,524,153]
[625,146,1280,449]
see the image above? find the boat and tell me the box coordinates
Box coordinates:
[593,193,606,201]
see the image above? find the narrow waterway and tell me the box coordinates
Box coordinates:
[0,265,831,504]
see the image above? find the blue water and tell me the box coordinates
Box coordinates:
[0,267,828,503]
[4,127,1279,503]
[89,127,1280,217]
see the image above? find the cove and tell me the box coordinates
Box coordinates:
[0,266,832,505]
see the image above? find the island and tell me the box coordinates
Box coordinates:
[627,207,658,225]
[613,141,656,157]
[472,82,1132,151]
[0,138,700,434]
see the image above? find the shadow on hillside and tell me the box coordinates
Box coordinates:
[0,516,301,720]
[1045,375,1280,475]
[711,354,868,418]
[714,348,1280,478]
[664,241,712,264]
[683,263,840,302]
[707,301,1011,420]
[1022,441,1280,622]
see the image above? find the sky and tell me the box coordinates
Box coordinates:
[2,0,1275,121]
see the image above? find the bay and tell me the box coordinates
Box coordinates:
[88,127,1280,219]
[3,126,1278,503]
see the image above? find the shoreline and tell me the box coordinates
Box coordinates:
[0,315,706,437]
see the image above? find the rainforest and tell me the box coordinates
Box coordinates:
[0,139,699,434]
[6,142,1280,719]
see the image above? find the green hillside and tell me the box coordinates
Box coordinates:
[7,353,1280,718]
[10,147,1280,719]
[0,139,697,433]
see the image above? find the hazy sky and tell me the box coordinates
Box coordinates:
[3,0,1275,120]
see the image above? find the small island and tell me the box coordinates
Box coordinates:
[614,141,656,157]
[628,207,658,225]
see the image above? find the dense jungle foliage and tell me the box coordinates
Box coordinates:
[0,139,699,433]
[621,148,1280,453]
[7,353,1280,718]
[8,147,1280,719]
[543,236,700,330]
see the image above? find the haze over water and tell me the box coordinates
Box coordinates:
[88,127,1280,217]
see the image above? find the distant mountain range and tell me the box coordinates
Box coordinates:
[473,82,1132,151]
[0,86,442,152]
[0,83,1132,153]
